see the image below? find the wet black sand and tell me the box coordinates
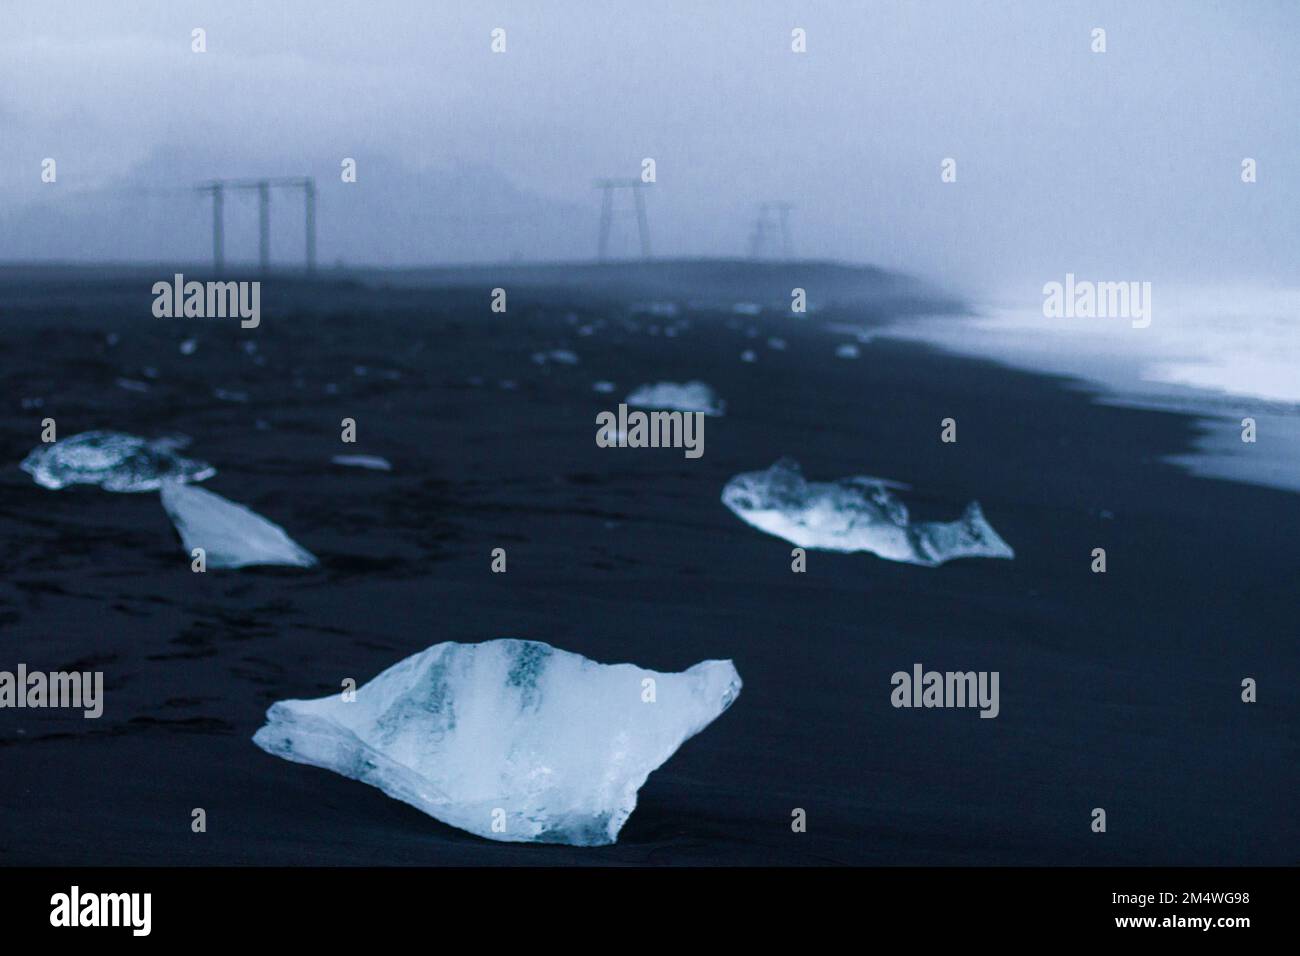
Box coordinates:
[0,264,1295,865]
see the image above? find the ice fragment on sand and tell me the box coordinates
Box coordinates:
[160,481,317,569]
[625,381,724,416]
[21,431,215,493]
[253,639,741,846]
[331,454,392,471]
[531,349,579,365]
[721,458,1013,567]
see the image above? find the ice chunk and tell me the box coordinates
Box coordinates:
[21,431,215,493]
[331,454,392,471]
[160,481,317,569]
[625,381,725,416]
[253,639,741,846]
[721,458,1014,567]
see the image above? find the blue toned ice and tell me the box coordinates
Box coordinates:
[625,381,725,416]
[721,457,1014,567]
[21,430,215,492]
[161,481,317,569]
[252,639,741,846]
[331,454,392,471]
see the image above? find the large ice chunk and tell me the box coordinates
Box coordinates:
[721,457,1014,566]
[252,639,741,846]
[625,381,725,416]
[160,481,317,569]
[21,431,215,492]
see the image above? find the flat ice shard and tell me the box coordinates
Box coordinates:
[160,481,317,569]
[721,458,1014,567]
[253,639,741,846]
[20,431,215,492]
[625,380,725,416]
[331,454,392,471]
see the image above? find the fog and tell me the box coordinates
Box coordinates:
[3,0,1297,294]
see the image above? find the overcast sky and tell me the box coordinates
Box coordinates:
[3,0,1297,292]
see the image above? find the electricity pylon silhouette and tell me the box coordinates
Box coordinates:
[195,177,317,274]
[594,178,651,261]
[747,201,794,259]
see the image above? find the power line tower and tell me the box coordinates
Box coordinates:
[594,178,651,261]
[195,176,317,274]
[748,201,794,259]
[195,181,226,272]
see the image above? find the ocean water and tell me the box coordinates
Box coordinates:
[877,286,1300,493]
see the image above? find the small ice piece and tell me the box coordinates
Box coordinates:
[253,639,741,846]
[160,481,317,569]
[625,381,724,416]
[21,431,215,493]
[836,343,860,359]
[592,380,616,394]
[767,337,787,350]
[732,303,762,316]
[632,301,680,317]
[531,349,579,366]
[331,454,392,471]
[116,377,150,392]
[213,388,249,403]
[740,349,758,363]
[179,338,198,355]
[721,458,1014,567]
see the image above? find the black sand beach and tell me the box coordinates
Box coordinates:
[1,263,1294,866]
